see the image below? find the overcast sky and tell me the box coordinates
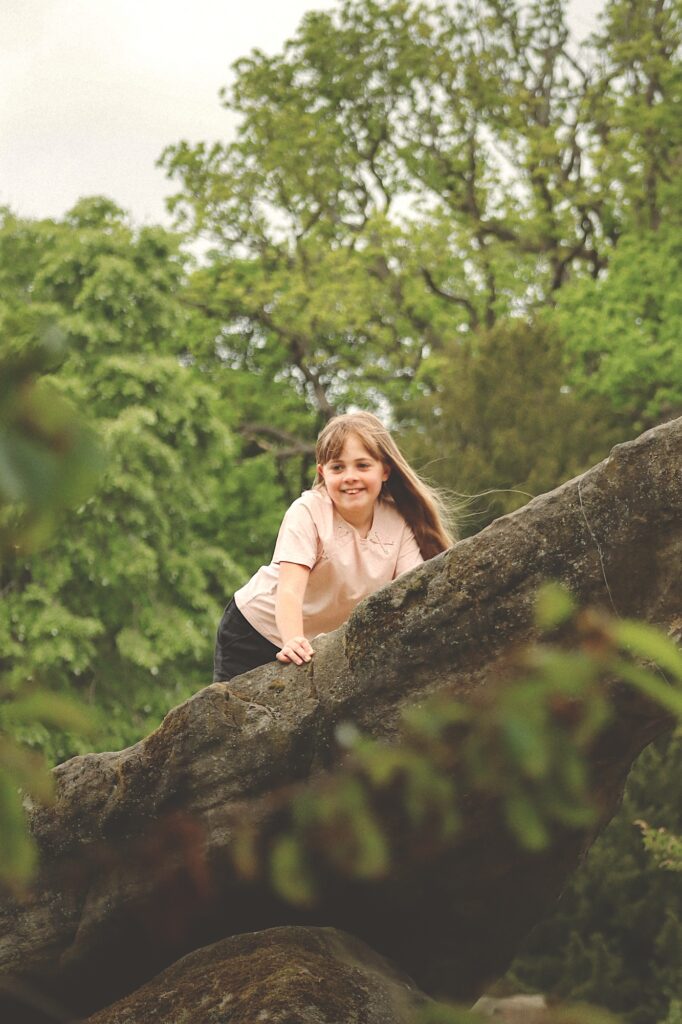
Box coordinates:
[1,0,604,228]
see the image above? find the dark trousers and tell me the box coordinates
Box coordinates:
[213,598,280,682]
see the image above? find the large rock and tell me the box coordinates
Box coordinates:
[1,417,680,1020]
[82,926,432,1024]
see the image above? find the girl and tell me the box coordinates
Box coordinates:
[213,411,454,682]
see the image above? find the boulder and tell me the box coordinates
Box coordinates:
[82,926,432,1024]
[1,417,680,1019]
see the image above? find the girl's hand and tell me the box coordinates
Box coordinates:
[277,635,314,665]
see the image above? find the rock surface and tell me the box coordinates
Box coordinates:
[82,926,432,1024]
[1,417,680,1020]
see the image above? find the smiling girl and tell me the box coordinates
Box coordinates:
[213,411,454,682]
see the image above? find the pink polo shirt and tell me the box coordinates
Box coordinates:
[234,488,423,646]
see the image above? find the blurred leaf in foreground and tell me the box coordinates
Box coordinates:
[0,335,103,887]
[0,333,104,553]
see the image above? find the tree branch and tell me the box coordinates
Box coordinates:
[420,267,479,329]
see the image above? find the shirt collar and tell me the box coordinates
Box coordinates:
[331,496,394,551]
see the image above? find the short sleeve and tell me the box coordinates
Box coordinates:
[272,500,319,569]
[394,525,424,577]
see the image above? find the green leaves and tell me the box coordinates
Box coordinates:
[256,584,682,905]
[608,618,682,720]
[0,336,104,886]
[0,339,105,553]
[162,1,603,420]
[0,767,39,884]
[636,820,682,873]
[271,776,393,906]
[504,790,551,851]
[400,319,619,536]
[0,208,258,791]
[506,728,682,1022]
[0,691,98,887]
[614,620,682,681]
[535,582,576,631]
[0,691,95,735]
[554,228,682,431]
[270,835,316,907]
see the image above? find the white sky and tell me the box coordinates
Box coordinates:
[1,0,604,227]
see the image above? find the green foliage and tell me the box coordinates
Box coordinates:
[161,0,681,436]
[535,583,577,632]
[0,339,103,885]
[504,587,682,1020]
[663,1001,682,1024]
[0,6,679,1006]
[551,229,682,432]
[269,586,682,1022]
[0,684,97,886]
[269,835,317,907]
[0,336,103,551]
[266,586,682,908]
[0,203,256,760]
[506,732,682,1024]
[397,320,620,533]
[585,0,682,236]
[636,820,682,873]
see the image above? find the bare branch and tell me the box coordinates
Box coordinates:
[420,267,479,329]
[238,423,316,459]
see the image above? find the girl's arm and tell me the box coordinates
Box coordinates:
[275,561,314,665]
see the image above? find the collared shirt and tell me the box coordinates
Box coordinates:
[234,488,423,646]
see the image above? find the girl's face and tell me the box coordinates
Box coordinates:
[318,433,390,524]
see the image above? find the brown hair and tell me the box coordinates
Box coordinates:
[314,412,455,560]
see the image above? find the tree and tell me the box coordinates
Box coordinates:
[0,201,250,759]
[0,337,103,883]
[161,0,681,434]
[395,319,620,532]
[550,228,682,433]
[585,0,682,236]
[506,732,682,1024]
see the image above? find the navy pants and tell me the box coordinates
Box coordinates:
[213,598,280,682]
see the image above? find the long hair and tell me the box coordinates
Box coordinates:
[314,412,455,560]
